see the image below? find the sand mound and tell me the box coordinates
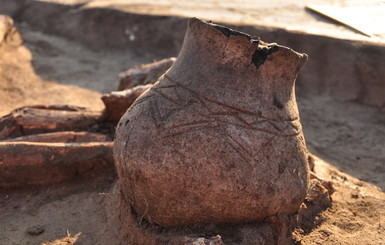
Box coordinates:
[0,15,104,117]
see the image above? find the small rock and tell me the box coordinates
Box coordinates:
[26,225,45,236]
[0,15,22,48]
[118,57,176,90]
[0,15,13,45]
[101,84,153,121]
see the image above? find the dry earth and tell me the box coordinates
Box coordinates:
[0,19,154,117]
[0,1,385,245]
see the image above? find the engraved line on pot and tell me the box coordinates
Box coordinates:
[207,117,299,137]
[223,130,253,159]
[164,124,220,138]
[158,78,214,113]
[160,78,240,120]
[132,94,156,107]
[288,121,299,131]
[279,123,291,135]
[212,112,293,129]
[221,37,231,59]
[149,101,162,130]
[156,83,184,102]
[250,119,275,124]
[155,84,180,89]
[161,75,300,136]
[206,108,299,136]
[164,120,217,130]
[161,115,298,138]
[148,99,184,129]
[164,74,263,116]
[145,90,211,132]
[210,111,239,116]
[163,74,296,121]
[119,125,137,206]
[234,113,254,126]
[152,87,179,104]
[224,136,252,165]
[224,127,278,175]
[268,121,283,132]
[144,75,300,137]
[233,113,293,128]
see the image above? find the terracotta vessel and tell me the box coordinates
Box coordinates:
[114,18,309,227]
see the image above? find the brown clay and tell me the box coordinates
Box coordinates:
[0,141,114,189]
[106,172,333,244]
[118,57,176,90]
[0,15,12,45]
[0,15,22,51]
[0,105,101,140]
[2,131,110,143]
[114,18,310,227]
[0,104,114,189]
[101,84,153,121]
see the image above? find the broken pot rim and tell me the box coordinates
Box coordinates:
[188,17,308,64]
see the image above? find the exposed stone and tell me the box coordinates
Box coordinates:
[0,105,102,140]
[26,225,45,236]
[3,131,110,143]
[0,15,13,45]
[101,84,153,121]
[0,104,115,190]
[0,15,22,49]
[118,57,176,90]
[0,141,114,189]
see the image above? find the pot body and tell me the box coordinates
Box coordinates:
[114,18,309,227]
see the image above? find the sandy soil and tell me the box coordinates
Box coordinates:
[81,0,385,43]
[0,24,102,117]
[0,21,154,117]
[0,3,385,245]
[1,177,119,245]
[297,95,385,244]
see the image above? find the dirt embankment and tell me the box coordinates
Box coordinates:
[0,16,106,117]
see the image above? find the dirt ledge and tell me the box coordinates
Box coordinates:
[1,0,385,109]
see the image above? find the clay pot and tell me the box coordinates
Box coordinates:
[114,18,309,227]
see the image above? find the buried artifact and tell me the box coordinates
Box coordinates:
[114,17,310,228]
